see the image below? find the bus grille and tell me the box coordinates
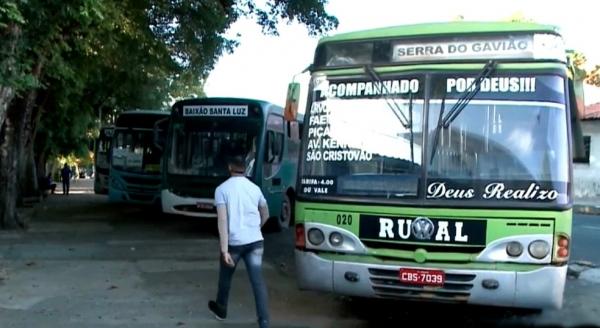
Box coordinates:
[368,268,475,302]
[363,241,485,255]
[127,185,160,194]
[174,205,216,214]
[128,193,155,202]
[122,176,161,186]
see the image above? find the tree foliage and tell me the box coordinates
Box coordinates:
[567,51,600,87]
[0,0,338,228]
[2,0,337,158]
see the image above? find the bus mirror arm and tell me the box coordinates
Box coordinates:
[153,118,169,151]
[153,128,163,151]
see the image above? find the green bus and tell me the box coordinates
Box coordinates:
[160,98,303,230]
[109,110,170,205]
[292,22,585,310]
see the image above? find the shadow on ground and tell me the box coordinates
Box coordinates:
[334,297,545,328]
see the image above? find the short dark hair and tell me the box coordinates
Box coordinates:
[227,155,246,173]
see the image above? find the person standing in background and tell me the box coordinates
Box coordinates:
[60,163,72,195]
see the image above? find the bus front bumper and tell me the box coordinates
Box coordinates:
[161,190,217,218]
[295,250,566,310]
[108,188,160,205]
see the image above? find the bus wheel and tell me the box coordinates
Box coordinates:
[279,193,294,230]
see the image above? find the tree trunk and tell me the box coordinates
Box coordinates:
[21,145,38,198]
[16,91,36,199]
[17,61,44,199]
[36,147,49,178]
[0,87,15,130]
[0,109,21,229]
[0,24,21,129]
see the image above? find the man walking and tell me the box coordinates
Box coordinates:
[60,163,72,195]
[208,155,270,328]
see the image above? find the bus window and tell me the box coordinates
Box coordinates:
[245,136,258,177]
[264,114,284,178]
[169,121,258,177]
[265,131,284,163]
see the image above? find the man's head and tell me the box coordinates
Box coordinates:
[227,155,246,175]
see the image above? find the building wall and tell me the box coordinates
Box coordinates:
[574,121,600,198]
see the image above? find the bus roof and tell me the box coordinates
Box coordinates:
[115,110,169,129]
[118,109,169,116]
[172,97,274,108]
[318,21,561,44]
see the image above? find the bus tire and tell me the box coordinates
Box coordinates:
[278,193,294,230]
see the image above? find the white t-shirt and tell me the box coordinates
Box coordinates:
[214,176,267,246]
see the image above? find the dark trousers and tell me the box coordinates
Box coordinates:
[62,179,70,194]
[216,240,269,328]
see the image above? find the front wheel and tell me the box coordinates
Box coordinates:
[278,193,294,230]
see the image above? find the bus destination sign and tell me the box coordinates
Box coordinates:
[392,34,564,63]
[183,105,248,117]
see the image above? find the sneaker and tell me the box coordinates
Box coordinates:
[208,300,226,321]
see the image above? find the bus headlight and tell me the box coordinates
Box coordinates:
[528,240,550,259]
[329,232,344,247]
[307,228,325,245]
[506,241,523,257]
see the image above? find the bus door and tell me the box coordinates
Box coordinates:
[261,113,285,215]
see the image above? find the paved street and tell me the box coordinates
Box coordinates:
[572,214,600,265]
[0,179,599,327]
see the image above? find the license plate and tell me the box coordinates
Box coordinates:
[399,268,445,286]
[196,202,213,210]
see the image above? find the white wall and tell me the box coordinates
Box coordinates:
[574,121,600,198]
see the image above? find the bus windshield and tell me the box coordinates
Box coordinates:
[300,73,569,204]
[167,120,259,177]
[95,131,112,169]
[300,75,424,198]
[426,73,568,203]
[111,129,162,174]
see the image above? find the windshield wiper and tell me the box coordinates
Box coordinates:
[429,96,446,165]
[429,60,497,165]
[407,92,414,165]
[364,65,411,129]
[441,60,496,128]
[365,65,417,165]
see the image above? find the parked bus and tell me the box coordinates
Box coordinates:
[94,126,113,194]
[160,98,303,230]
[109,110,170,205]
[292,22,585,310]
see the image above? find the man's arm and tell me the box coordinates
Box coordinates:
[216,205,229,254]
[259,203,269,227]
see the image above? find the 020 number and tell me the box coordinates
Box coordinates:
[336,214,352,225]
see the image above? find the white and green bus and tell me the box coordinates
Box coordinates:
[159,98,303,230]
[292,22,585,310]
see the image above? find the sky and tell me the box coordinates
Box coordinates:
[204,0,600,110]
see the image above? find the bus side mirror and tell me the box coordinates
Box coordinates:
[284,82,301,122]
[571,107,587,162]
[568,78,587,162]
[153,117,169,151]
